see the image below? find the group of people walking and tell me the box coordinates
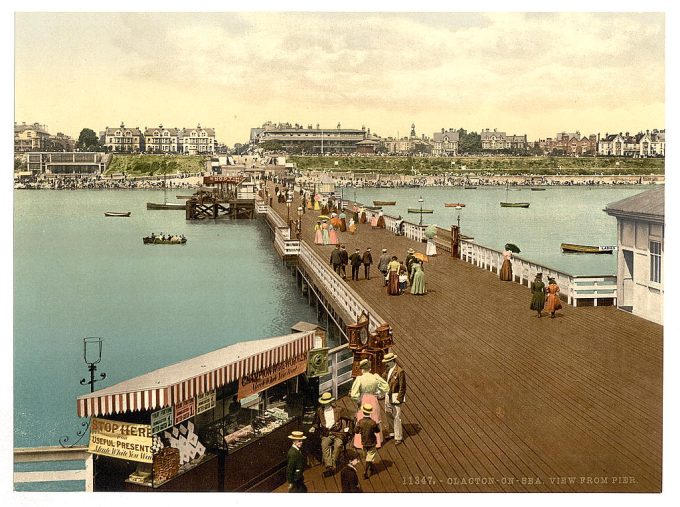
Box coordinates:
[380,247,426,296]
[330,245,373,281]
[530,272,562,318]
[287,353,407,493]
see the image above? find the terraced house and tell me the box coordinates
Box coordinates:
[597,131,665,157]
[182,124,215,155]
[480,128,527,151]
[104,123,145,153]
[144,125,181,153]
[432,128,460,156]
[14,122,75,153]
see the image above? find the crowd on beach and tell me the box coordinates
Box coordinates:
[14,174,203,190]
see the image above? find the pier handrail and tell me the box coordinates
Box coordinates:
[14,446,93,491]
[298,242,387,331]
[318,343,355,399]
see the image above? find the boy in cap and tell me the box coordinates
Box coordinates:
[286,431,307,492]
[340,449,362,492]
[309,392,352,476]
[354,403,381,478]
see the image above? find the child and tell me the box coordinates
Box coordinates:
[398,263,408,294]
[354,403,381,479]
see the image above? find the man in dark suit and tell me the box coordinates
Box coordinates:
[362,248,373,279]
[286,431,307,492]
[330,244,342,275]
[349,248,363,281]
[382,352,407,445]
[339,245,349,279]
[340,449,362,492]
[309,392,352,476]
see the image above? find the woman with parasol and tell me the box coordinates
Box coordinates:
[425,224,438,256]
[501,243,520,281]
[321,220,330,245]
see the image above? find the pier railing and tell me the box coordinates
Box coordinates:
[458,239,617,306]
[14,446,93,491]
[318,343,355,399]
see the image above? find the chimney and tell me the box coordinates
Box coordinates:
[441,128,445,133]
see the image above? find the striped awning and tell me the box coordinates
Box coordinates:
[77,331,315,418]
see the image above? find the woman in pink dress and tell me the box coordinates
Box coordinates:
[328,222,338,245]
[544,277,562,318]
[350,359,388,449]
[314,221,323,245]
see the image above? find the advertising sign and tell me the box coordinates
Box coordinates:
[196,390,216,415]
[174,398,195,425]
[88,417,152,463]
[237,351,307,400]
[151,406,174,435]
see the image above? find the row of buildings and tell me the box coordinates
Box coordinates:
[248,122,665,158]
[14,122,76,152]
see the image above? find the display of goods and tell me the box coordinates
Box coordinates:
[153,447,180,483]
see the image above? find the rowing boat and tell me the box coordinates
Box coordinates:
[373,200,396,206]
[500,202,530,208]
[407,208,434,214]
[561,243,615,254]
[143,236,187,245]
[104,211,131,217]
[444,203,465,208]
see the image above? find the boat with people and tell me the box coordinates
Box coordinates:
[407,208,434,214]
[143,234,187,245]
[560,243,615,254]
[373,200,396,206]
[444,203,465,208]
[104,211,131,217]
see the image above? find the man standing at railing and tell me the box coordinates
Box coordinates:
[340,245,349,279]
[330,244,342,275]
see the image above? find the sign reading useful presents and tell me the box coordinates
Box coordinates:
[88,417,152,463]
[151,406,174,435]
[237,351,308,400]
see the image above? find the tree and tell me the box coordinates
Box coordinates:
[77,128,102,151]
[459,131,481,153]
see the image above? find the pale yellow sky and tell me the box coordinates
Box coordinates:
[14,10,666,146]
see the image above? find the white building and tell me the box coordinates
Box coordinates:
[605,187,664,325]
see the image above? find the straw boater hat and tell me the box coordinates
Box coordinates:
[408,248,415,254]
[382,248,387,252]
[288,431,307,440]
[359,358,370,369]
[362,403,373,414]
[382,352,398,363]
[318,392,335,405]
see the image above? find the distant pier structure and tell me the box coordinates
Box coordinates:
[186,175,256,219]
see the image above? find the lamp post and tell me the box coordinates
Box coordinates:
[286,196,293,229]
[80,337,106,393]
[418,196,424,226]
[456,205,462,230]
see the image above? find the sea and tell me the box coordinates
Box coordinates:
[12,185,649,456]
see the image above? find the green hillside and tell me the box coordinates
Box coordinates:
[105,154,208,176]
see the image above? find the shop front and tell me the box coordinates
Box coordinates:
[76,330,318,491]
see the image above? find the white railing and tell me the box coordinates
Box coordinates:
[274,226,301,257]
[14,446,93,492]
[357,207,426,242]
[299,242,386,332]
[459,238,617,306]
[255,200,268,214]
[318,343,355,398]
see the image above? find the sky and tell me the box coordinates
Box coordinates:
[12,8,666,147]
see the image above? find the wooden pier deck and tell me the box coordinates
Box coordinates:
[266,187,663,493]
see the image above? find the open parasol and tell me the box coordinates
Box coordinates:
[505,243,521,253]
[414,252,429,262]
[318,215,330,220]
[424,224,438,239]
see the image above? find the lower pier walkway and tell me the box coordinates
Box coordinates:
[266,185,662,493]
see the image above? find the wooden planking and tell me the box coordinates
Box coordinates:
[267,186,663,493]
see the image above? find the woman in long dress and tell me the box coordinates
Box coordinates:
[314,221,323,245]
[544,277,562,318]
[410,261,426,295]
[426,237,437,257]
[500,245,513,281]
[321,220,330,245]
[530,272,546,317]
[348,217,357,234]
[387,256,401,296]
[339,212,347,232]
[328,222,338,245]
[376,211,386,229]
[350,360,388,449]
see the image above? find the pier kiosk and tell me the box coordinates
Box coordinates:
[76,330,319,492]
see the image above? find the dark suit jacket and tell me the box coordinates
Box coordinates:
[340,464,362,492]
[286,445,305,484]
[312,405,352,437]
[362,251,373,265]
[354,416,380,448]
[340,249,349,265]
[386,365,407,403]
[349,252,362,267]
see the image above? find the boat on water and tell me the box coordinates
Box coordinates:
[500,202,530,208]
[464,186,477,189]
[147,173,186,210]
[444,203,465,208]
[500,183,530,208]
[104,211,131,217]
[373,200,396,206]
[530,187,547,191]
[143,235,187,245]
[560,243,615,254]
[407,208,434,214]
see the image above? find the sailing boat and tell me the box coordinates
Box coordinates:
[500,182,530,208]
[147,172,186,210]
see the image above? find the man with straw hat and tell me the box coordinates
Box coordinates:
[286,431,307,492]
[405,248,417,284]
[309,392,352,476]
[381,352,407,445]
[354,403,381,479]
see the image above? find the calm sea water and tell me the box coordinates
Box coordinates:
[13,184,650,451]
[13,189,317,449]
[348,185,651,275]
